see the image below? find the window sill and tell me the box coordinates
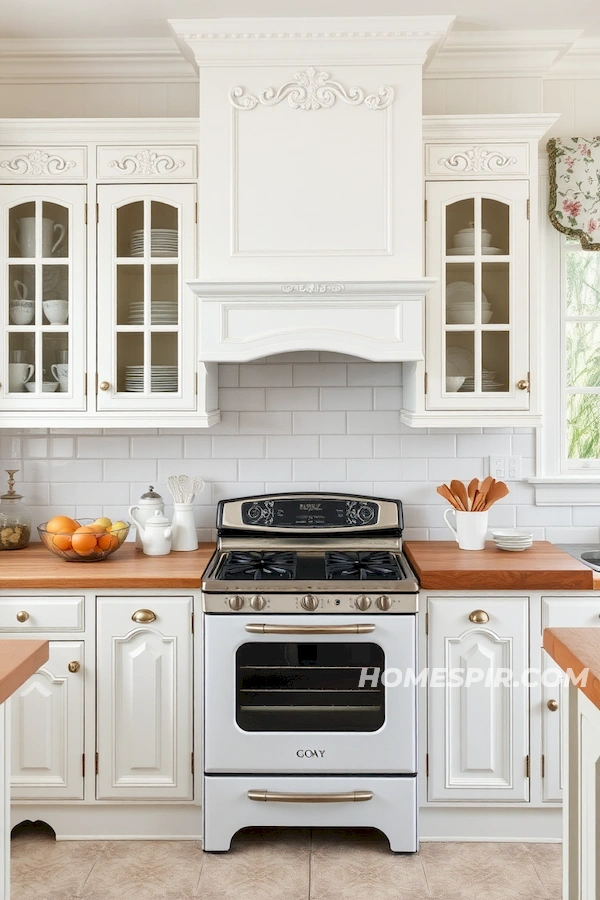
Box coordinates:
[528,477,600,506]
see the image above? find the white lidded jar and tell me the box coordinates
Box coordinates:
[129,486,165,550]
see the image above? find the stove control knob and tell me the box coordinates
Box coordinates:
[355,595,372,611]
[301,594,319,611]
[250,595,266,611]
[228,595,245,611]
[377,595,392,611]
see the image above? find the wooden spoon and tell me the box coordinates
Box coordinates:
[473,476,495,511]
[437,484,462,510]
[450,479,468,511]
[467,478,479,511]
[482,480,509,510]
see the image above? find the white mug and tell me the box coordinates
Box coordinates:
[51,363,68,392]
[8,363,34,393]
[13,217,65,257]
[444,508,489,551]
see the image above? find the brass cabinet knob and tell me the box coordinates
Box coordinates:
[16,610,29,623]
[547,699,559,712]
[517,379,530,391]
[132,608,156,624]
[469,609,490,624]
[99,381,110,391]
[68,661,81,673]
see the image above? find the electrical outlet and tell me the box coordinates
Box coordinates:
[489,456,522,480]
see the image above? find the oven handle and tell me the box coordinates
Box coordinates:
[247,789,373,803]
[244,623,375,635]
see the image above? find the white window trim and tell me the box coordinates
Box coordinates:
[529,163,600,505]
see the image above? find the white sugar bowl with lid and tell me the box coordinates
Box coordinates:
[128,509,172,557]
[129,485,164,550]
[453,224,492,249]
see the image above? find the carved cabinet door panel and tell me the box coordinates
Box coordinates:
[11,640,84,800]
[96,597,193,800]
[427,596,529,802]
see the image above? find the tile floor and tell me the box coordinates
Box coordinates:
[10,824,562,900]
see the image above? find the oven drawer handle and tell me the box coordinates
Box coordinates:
[244,624,375,635]
[247,789,373,803]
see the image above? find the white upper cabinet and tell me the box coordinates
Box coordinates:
[402,113,558,428]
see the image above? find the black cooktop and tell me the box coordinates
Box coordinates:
[216,549,406,582]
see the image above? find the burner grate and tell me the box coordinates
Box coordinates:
[219,550,296,581]
[325,551,404,581]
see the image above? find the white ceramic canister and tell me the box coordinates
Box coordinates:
[171,502,198,552]
[129,486,165,550]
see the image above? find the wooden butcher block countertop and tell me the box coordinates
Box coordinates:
[0,640,48,705]
[0,542,216,589]
[544,628,600,712]
[404,541,595,591]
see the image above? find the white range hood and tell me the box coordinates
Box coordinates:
[170,16,454,362]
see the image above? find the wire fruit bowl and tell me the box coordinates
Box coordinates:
[38,518,130,562]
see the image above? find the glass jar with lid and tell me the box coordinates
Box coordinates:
[0,469,32,550]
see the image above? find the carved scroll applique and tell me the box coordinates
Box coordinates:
[282,283,345,294]
[438,147,517,174]
[230,67,394,111]
[0,150,76,176]
[108,150,185,176]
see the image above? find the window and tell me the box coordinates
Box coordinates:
[563,238,600,468]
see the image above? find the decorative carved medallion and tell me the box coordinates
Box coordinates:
[282,283,345,294]
[230,68,394,111]
[108,150,185,176]
[438,147,517,174]
[0,150,76,176]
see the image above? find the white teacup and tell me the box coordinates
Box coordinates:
[43,299,68,325]
[51,363,68,392]
[444,508,489,551]
[9,301,35,325]
[13,217,65,257]
[8,363,34,393]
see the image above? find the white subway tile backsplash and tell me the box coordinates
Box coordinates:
[158,458,237,483]
[428,458,485,482]
[374,435,401,457]
[131,436,183,458]
[293,411,346,434]
[0,436,22,458]
[78,436,129,458]
[219,388,266,411]
[104,459,156,482]
[347,363,402,386]
[320,387,373,411]
[293,459,346,481]
[456,433,512,457]
[240,365,293,387]
[241,412,292,434]
[572,507,600,526]
[267,388,319,410]
[218,365,239,388]
[51,482,130,505]
[516,505,572,527]
[401,434,456,458]
[267,436,318,458]
[183,436,213,458]
[320,435,372,458]
[50,438,74,458]
[347,458,401,481]
[347,412,401,434]
[546,526,600,544]
[293,364,346,386]
[511,432,536,457]
[25,459,103,483]
[239,459,292,482]
[22,437,48,459]
[213,436,264,458]
[374,387,401,410]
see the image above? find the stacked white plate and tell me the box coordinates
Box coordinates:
[447,246,504,256]
[446,282,493,324]
[459,369,504,392]
[130,229,178,257]
[127,301,178,325]
[492,530,534,552]
[124,365,178,392]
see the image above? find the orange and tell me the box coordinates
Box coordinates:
[71,526,98,556]
[98,532,118,552]
[53,534,73,552]
[46,515,79,534]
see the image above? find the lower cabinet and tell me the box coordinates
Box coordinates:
[427,596,529,802]
[96,596,193,800]
[11,641,84,800]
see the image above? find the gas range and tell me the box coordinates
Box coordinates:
[202,492,419,614]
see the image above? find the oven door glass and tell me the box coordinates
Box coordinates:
[236,641,384,732]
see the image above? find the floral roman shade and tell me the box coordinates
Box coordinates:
[548,137,600,249]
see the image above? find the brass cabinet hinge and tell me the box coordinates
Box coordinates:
[426,753,429,777]
[424,372,428,395]
[82,753,85,777]
[191,752,194,775]
[95,752,99,775]
[96,203,99,223]
[525,755,530,778]
[84,203,88,225]
[526,199,530,220]
[424,198,427,222]
[191,612,194,634]
[195,201,198,224]
[425,612,428,636]
[541,754,545,778]
[84,373,87,397]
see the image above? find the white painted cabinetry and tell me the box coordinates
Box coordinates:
[11,641,84,800]
[427,596,529,802]
[96,596,193,800]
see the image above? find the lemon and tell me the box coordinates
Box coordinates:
[109,521,128,533]
[93,517,113,530]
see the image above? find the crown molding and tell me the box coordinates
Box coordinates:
[545,36,600,79]
[423,113,560,142]
[425,29,583,78]
[0,38,197,84]
[189,280,437,300]
[0,118,200,143]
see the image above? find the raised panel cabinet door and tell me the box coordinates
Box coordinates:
[427,596,529,802]
[541,597,600,803]
[10,640,84,800]
[96,183,197,413]
[425,180,530,412]
[0,184,87,414]
[96,597,193,800]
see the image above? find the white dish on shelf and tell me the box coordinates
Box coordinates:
[447,246,505,256]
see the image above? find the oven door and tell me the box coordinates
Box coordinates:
[204,613,416,774]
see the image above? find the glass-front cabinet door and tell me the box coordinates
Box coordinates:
[425,180,529,411]
[96,184,196,411]
[0,185,86,411]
